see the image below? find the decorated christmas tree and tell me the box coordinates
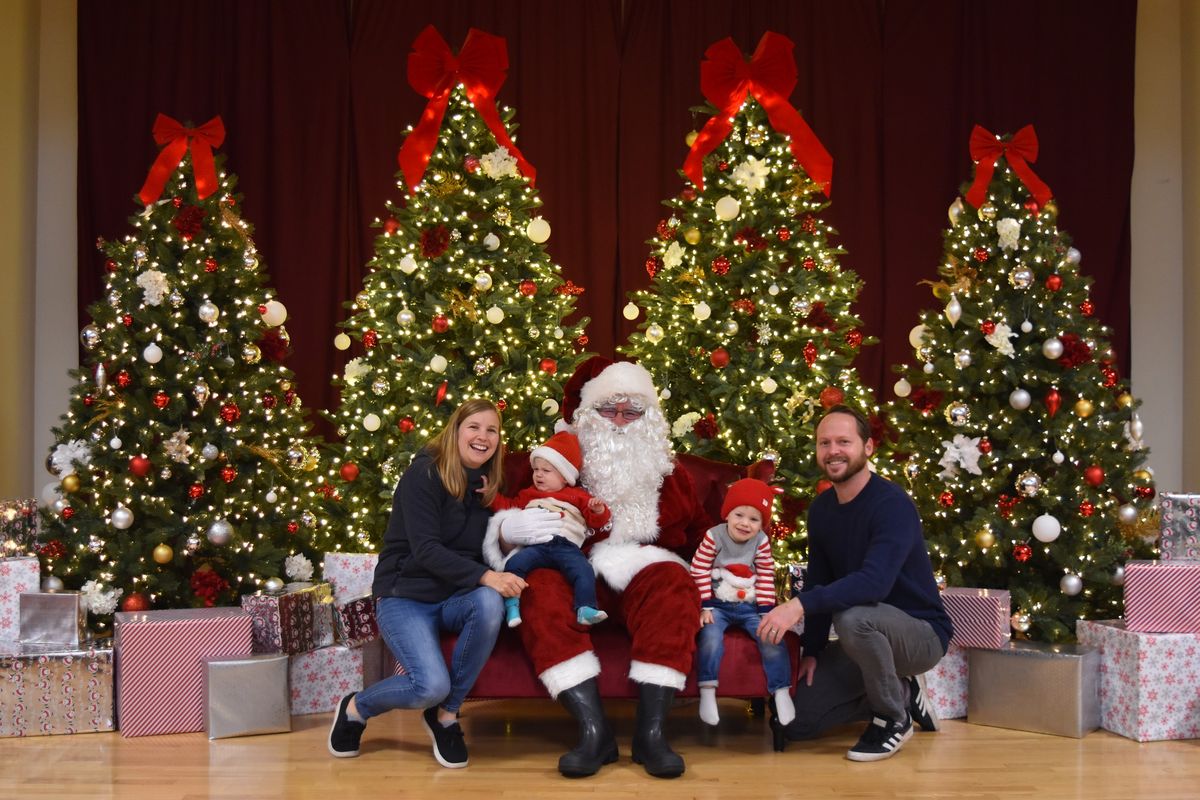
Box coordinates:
[40,116,325,618]
[320,27,588,550]
[620,32,880,557]
[887,125,1156,642]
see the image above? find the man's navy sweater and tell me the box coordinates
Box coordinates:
[798,473,953,656]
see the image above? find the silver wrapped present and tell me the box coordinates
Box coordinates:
[204,653,291,739]
[968,640,1100,738]
[19,591,87,646]
[0,639,114,737]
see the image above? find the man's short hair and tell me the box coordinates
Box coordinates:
[818,404,872,443]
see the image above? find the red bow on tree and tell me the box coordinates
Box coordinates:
[138,114,226,205]
[682,31,832,196]
[397,25,536,194]
[965,124,1053,210]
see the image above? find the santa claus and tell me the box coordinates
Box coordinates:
[483,357,709,778]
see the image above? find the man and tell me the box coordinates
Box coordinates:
[484,357,710,778]
[756,404,952,762]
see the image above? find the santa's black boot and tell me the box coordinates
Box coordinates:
[631,683,685,778]
[557,678,618,777]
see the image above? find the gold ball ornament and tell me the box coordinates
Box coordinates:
[241,344,262,364]
[685,130,699,147]
[975,526,996,549]
[1134,469,1152,482]
[152,543,173,564]
[1117,393,1133,408]
[303,449,321,472]
[683,227,701,245]
[61,474,81,493]
[1042,199,1059,220]
[977,202,997,221]
[1073,398,1095,418]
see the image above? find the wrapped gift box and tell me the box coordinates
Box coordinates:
[0,640,113,737]
[322,553,377,604]
[240,582,334,655]
[968,640,1100,738]
[204,653,291,739]
[0,557,40,641]
[19,591,86,646]
[333,595,378,648]
[289,639,382,715]
[1158,494,1200,561]
[942,587,1011,649]
[1124,560,1200,633]
[114,607,252,737]
[1076,619,1200,742]
[0,499,39,552]
[922,642,968,719]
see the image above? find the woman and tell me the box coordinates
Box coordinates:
[327,398,527,768]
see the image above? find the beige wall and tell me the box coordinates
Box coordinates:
[1182,2,1200,490]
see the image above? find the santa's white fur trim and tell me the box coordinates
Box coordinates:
[482,508,523,570]
[589,541,688,592]
[529,444,578,485]
[629,660,687,690]
[579,361,660,412]
[539,650,602,698]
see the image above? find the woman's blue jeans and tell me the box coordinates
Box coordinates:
[353,587,503,719]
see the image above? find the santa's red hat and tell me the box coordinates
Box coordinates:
[529,431,583,486]
[561,356,660,424]
[721,478,777,524]
[721,562,755,582]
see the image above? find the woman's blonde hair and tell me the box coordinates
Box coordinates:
[427,398,504,504]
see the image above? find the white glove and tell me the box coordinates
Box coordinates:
[500,508,560,546]
[558,512,587,544]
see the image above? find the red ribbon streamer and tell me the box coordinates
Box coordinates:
[682,32,832,196]
[397,26,535,194]
[965,124,1053,210]
[137,114,226,205]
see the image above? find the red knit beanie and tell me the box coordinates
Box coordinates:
[721,478,777,524]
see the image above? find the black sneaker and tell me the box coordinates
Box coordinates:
[422,706,469,768]
[328,693,366,758]
[906,674,939,732]
[846,714,913,762]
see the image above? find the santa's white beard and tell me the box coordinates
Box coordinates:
[575,406,674,545]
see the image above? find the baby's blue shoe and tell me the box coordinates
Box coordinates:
[505,596,522,628]
[576,606,608,626]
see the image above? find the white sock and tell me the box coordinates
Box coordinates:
[699,686,719,725]
[774,688,796,726]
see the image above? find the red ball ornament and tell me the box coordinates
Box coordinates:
[261,393,277,409]
[978,438,993,455]
[1078,500,1095,517]
[973,247,990,262]
[519,280,538,296]
[258,304,268,314]
[116,370,132,388]
[980,319,996,336]
[286,521,299,534]
[122,314,133,326]
[776,227,792,242]
[815,479,833,495]
[1023,198,1040,215]
[938,490,955,508]
[1135,485,1156,500]
[204,257,218,273]
[431,315,450,334]
[120,592,151,612]
[680,187,697,202]
[803,340,818,367]
[61,506,75,520]
[800,216,818,234]
[710,347,730,369]
[153,391,170,410]
[845,329,863,348]
[383,217,400,235]
[1045,274,1063,292]
[221,465,238,483]
[1079,299,1095,317]
[802,256,816,271]
[645,256,663,278]
[362,329,379,348]
[656,220,676,240]
[1044,387,1062,418]
[732,298,756,315]
[435,381,448,406]
[496,399,507,411]
[340,462,360,482]
[129,455,152,478]
[711,255,731,275]
[173,197,183,208]
[188,483,205,500]
[1013,543,1033,563]
[819,386,845,409]
[398,416,415,433]
[717,160,729,171]
[220,402,241,423]
[105,258,118,273]
[1084,465,1105,488]
[284,390,297,406]
[574,334,589,350]
[82,395,95,407]
[463,155,480,173]
[539,358,558,374]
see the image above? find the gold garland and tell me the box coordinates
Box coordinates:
[447,288,480,322]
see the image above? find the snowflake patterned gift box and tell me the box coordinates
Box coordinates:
[1158,493,1200,561]
[0,556,40,641]
[322,552,378,604]
[922,642,968,719]
[113,607,253,737]
[288,639,382,715]
[941,587,1011,649]
[1076,619,1200,742]
[0,639,114,737]
[1124,560,1200,633]
[240,582,334,655]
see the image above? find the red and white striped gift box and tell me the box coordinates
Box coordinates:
[114,607,252,737]
[1124,560,1200,633]
[941,587,1011,649]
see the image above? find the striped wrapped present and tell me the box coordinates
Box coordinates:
[1124,560,1200,633]
[114,608,252,737]
[941,587,1011,649]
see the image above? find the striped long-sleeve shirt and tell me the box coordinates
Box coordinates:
[689,523,776,611]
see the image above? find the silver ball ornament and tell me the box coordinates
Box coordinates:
[201,444,219,461]
[207,519,233,545]
[1008,266,1034,290]
[1009,388,1032,410]
[1117,504,1138,524]
[722,319,739,336]
[264,577,285,593]
[954,350,972,369]
[396,309,415,326]
[42,576,65,592]
[265,490,278,504]
[111,506,134,530]
[944,402,971,427]
[80,325,102,350]
[1010,612,1032,633]
[474,272,493,291]
[1060,573,1083,596]
[1042,337,1064,360]
[1111,565,1126,586]
[198,301,220,324]
[1016,470,1043,497]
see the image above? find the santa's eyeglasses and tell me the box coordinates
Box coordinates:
[596,406,644,421]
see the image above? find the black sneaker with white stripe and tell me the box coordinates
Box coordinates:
[906,674,939,732]
[846,714,913,762]
[422,706,469,768]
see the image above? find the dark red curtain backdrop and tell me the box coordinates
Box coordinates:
[78,0,1135,424]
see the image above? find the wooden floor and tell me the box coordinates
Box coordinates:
[3,699,1197,800]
